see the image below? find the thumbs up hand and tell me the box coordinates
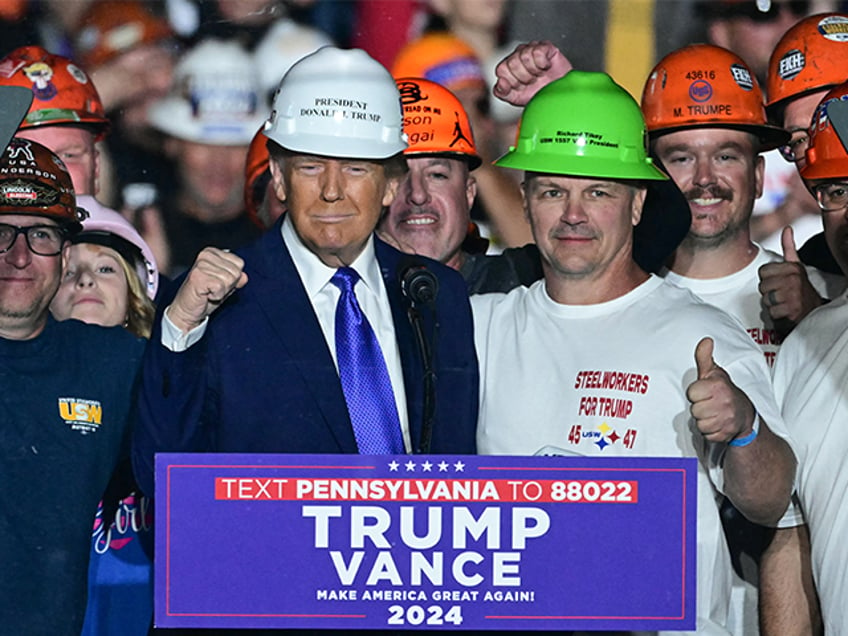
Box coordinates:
[757,226,823,331]
[686,338,757,444]
[781,225,800,263]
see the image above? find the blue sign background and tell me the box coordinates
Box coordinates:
[155,454,696,631]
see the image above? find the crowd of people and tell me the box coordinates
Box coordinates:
[3,1,848,635]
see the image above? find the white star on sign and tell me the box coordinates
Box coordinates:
[388,460,400,471]
[405,460,417,471]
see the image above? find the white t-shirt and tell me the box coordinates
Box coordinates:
[472,276,786,636]
[662,246,837,634]
[662,246,844,368]
[772,292,848,633]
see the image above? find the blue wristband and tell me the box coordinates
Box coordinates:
[728,411,759,448]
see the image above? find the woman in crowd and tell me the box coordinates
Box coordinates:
[51,195,158,336]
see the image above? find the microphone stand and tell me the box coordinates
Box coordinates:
[400,264,438,454]
[407,303,436,454]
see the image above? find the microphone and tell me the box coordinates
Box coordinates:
[400,264,439,306]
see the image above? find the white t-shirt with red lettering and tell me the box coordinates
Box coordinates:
[472,275,786,636]
[772,291,848,633]
[661,246,843,367]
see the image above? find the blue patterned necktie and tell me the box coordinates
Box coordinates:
[331,267,404,454]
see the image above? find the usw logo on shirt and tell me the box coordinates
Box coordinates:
[58,397,103,435]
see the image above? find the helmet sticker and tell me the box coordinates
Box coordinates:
[299,97,381,124]
[689,80,712,103]
[777,49,805,81]
[539,130,619,150]
[66,63,89,85]
[2,139,66,181]
[730,64,754,91]
[818,15,848,43]
[398,80,428,106]
[0,179,58,206]
[186,75,259,120]
[816,100,831,129]
[0,58,24,79]
[818,94,848,130]
[23,61,56,100]
[449,111,472,148]
[7,139,35,162]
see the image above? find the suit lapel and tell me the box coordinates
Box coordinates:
[248,223,358,452]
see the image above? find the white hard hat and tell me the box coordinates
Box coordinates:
[263,46,407,159]
[75,195,159,299]
[253,18,334,95]
[148,38,268,145]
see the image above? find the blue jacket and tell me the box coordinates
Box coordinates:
[132,223,479,496]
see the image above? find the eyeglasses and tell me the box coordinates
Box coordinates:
[778,130,809,163]
[812,182,848,212]
[0,223,67,256]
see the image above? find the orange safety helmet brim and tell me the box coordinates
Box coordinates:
[0,137,85,232]
[0,46,109,137]
[395,77,481,169]
[800,81,848,180]
[767,14,848,118]
[641,44,789,151]
[244,126,270,229]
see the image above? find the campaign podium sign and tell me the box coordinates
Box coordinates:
[155,453,696,631]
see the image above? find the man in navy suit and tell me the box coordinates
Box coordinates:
[132,47,479,497]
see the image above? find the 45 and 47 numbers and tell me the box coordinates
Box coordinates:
[388,605,462,626]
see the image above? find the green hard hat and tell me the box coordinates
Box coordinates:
[496,70,668,181]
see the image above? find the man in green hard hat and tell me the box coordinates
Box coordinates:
[472,70,796,635]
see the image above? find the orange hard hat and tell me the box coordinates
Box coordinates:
[395,77,481,169]
[800,81,848,180]
[391,32,486,95]
[767,13,848,117]
[244,126,270,229]
[74,0,174,69]
[0,137,84,232]
[641,44,788,150]
[0,46,108,135]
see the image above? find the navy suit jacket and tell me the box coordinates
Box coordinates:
[132,221,479,496]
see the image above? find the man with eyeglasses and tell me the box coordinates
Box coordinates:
[0,137,145,635]
[764,12,848,276]
[764,87,848,634]
[747,14,848,633]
